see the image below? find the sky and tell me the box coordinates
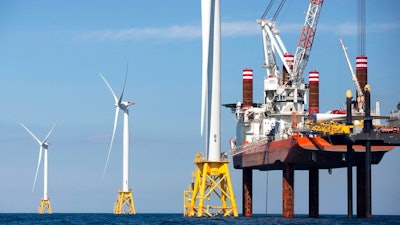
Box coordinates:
[0,0,399,215]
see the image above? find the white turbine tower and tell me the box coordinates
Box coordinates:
[200,0,221,162]
[184,0,238,217]
[100,68,136,214]
[21,122,56,214]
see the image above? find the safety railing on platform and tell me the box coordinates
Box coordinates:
[231,138,269,156]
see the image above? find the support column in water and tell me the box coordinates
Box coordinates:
[346,90,354,218]
[242,168,253,217]
[309,167,319,218]
[283,164,294,218]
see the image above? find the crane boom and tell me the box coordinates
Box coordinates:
[292,0,324,85]
[258,0,291,78]
[339,38,364,97]
[259,19,292,75]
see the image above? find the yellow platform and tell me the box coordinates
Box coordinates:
[114,189,136,214]
[38,199,52,214]
[184,153,238,217]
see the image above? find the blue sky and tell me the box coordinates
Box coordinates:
[0,0,399,214]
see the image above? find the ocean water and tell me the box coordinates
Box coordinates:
[0,213,399,225]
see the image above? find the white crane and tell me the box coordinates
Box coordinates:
[258,0,292,78]
[258,0,323,112]
[258,0,323,87]
[339,38,364,112]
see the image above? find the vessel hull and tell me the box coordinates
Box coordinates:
[233,135,394,171]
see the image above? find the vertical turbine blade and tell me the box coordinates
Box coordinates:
[32,146,43,192]
[201,0,211,136]
[20,123,41,145]
[42,122,57,144]
[102,106,120,179]
[119,63,129,105]
[100,73,118,103]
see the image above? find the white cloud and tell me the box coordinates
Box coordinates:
[370,21,400,32]
[78,20,400,42]
[222,21,260,36]
[78,21,260,42]
[319,21,400,36]
[79,25,200,41]
[318,22,357,36]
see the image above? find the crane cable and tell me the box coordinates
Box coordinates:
[261,0,275,20]
[357,0,366,56]
[260,0,286,21]
[273,0,286,21]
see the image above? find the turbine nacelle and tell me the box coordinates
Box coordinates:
[116,101,135,110]
[41,142,50,149]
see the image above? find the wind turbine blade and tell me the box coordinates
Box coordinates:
[201,61,208,136]
[32,146,43,192]
[42,122,57,143]
[20,123,41,145]
[119,63,129,105]
[102,107,119,179]
[100,73,118,103]
[201,0,211,136]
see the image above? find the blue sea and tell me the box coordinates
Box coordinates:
[0,214,399,225]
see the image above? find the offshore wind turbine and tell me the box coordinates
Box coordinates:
[20,122,56,214]
[100,67,136,214]
[184,0,238,217]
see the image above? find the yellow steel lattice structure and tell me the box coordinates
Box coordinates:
[184,153,238,217]
[308,121,353,135]
[38,199,52,214]
[114,189,136,214]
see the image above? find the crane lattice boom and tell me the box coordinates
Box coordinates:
[292,0,324,85]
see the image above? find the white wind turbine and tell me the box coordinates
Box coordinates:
[21,122,56,213]
[185,0,237,217]
[100,70,135,194]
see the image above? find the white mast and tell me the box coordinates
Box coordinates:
[43,148,48,200]
[201,0,221,162]
[122,108,130,192]
[374,100,381,125]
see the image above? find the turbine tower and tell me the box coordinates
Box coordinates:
[21,122,56,214]
[100,69,136,214]
[184,0,238,217]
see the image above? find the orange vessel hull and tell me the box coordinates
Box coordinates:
[233,134,395,170]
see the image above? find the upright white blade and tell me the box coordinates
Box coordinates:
[119,63,129,105]
[20,123,41,145]
[102,106,120,179]
[100,73,118,103]
[201,0,211,137]
[32,146,43,192]
[42,122,57,144]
